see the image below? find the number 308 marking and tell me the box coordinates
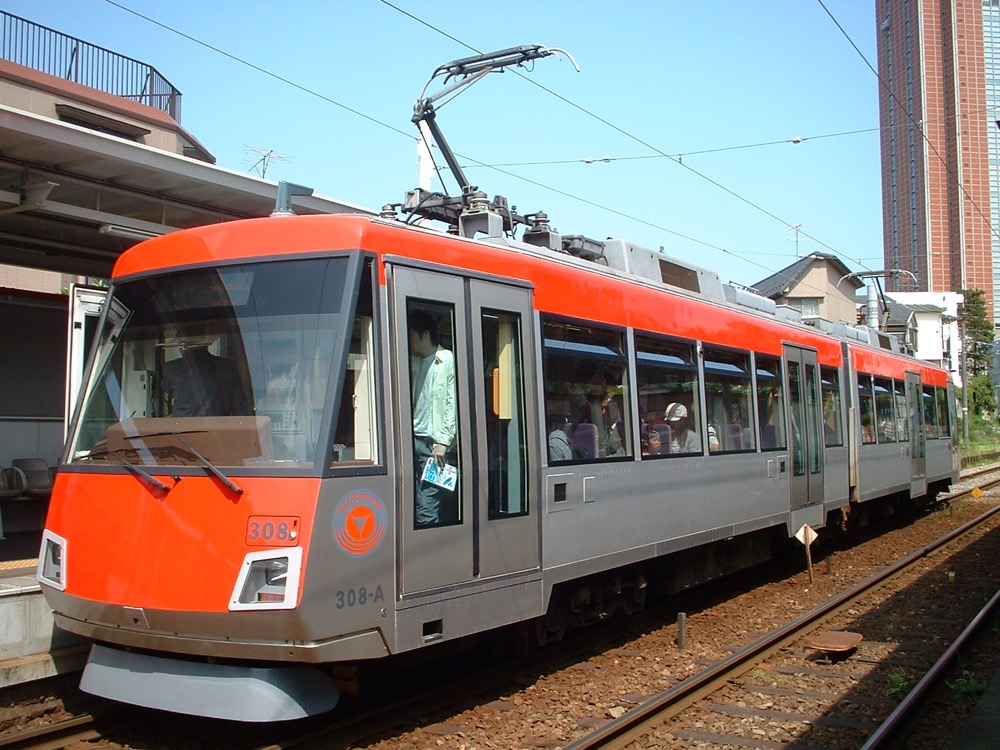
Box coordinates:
[246,515,299,546]
[336,585,385,609]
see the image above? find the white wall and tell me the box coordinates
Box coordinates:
[889,292,963,386]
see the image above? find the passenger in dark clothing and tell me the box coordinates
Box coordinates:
[161,346,250,417]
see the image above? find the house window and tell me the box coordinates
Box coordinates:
[787,297,821,316]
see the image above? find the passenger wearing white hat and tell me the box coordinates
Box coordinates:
[664,402,700,454]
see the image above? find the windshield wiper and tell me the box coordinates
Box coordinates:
[80,449,172,493]
[101,428,245,496]
[170,433,245,496]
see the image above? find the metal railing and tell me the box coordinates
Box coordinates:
[0,10,182,121]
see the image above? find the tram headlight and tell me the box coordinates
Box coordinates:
[263,557,288,586]
[37,530,67,591]
[229,547,303,611]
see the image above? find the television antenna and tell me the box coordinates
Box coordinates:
[245,146,291,178]
[787,223,809,258]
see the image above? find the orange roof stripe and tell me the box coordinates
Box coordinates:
[114,214,947,376]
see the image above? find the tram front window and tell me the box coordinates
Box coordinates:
[67,257,377,469]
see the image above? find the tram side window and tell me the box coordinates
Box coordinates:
[893,380,908,443]
[805,362,822,474]
[331,260,379,466]
[755,355,787,451]
[873,377,896,443]
[858,374,876,444]
[542,318,631,463]
[407,300,461,528]
[70,301,130,453]
[922,385,939,439]
[482,309,528,519]
[704,347,755,453]
[936,386,951,438]
[821,366,843,447]
[635,333,700,457]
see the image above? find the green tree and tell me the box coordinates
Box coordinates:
[960,289,994,377]
[968,374,997,416]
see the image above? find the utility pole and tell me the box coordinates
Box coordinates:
[960,310,969,443]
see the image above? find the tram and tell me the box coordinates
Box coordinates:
[36,46,958,721]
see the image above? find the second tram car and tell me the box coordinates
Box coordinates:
[37,208,958,721]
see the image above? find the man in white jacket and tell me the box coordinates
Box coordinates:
[409,309,458,526]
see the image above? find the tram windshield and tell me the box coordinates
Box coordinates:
[66,256,379,470]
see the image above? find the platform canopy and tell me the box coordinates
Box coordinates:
[0,105,370,279]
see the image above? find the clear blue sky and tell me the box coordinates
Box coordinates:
[4,0,882,289]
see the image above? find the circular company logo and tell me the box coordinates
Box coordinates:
[333,491,387,557]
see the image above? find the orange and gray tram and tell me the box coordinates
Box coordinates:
[37,209,957,721]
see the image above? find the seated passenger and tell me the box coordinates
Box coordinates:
[641,429,661,456]
[665,402,699,454]
[861,414,875,443]
[707,423,720,452]
[879,418,896,442]
[547,418,573,462]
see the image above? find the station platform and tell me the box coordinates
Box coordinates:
[0,531,90,688]
[953,658,1000,748]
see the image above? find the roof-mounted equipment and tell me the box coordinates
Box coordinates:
[521,211,562,251]
[406,44,578,237]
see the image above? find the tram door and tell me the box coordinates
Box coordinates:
[64,285,108,437]
[905,371,927,497]
[784,345,824,510]
[391,263,539,594]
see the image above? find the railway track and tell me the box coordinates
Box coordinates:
[3,467,998,749]
[562,501,1000,749]
[0,710,117,750]
[949,462,1000,492]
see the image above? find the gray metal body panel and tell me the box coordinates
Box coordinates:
[540,452,785,582]
[924,438,958,486]
[392,574,544,653]
[857,443,911,501]
[823,447,850,510]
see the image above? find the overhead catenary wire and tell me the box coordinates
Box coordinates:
[440,108,1000,170]
[816,0,1000,264]
[377,0,880,292]
[460,127,878,168]
[103,0,871,299]
[103,0,414,141]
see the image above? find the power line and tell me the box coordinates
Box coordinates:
[464,107,1000,170]
[102,0,863,298]
[377,0,882,294]
[104,0,414,141]
[816,0,1000,268]
[462,127,878,169]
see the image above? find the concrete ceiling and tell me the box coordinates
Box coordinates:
[0,105,372,278]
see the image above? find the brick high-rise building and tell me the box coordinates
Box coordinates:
[876,0,997,323]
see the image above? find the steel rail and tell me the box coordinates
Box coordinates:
[952,464,1000,488]
[562,501,1000,749]
[860,586,1000,749]
[0,712,101,750]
